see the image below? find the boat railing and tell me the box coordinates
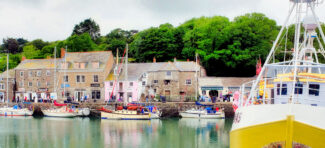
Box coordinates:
[238,74,325,108]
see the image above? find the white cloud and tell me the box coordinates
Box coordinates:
[0,0,324,43]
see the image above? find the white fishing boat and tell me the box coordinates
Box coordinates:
[0,106,33,116]
[180,102,225,119]
[230,0,325,147]
[43,107,77,118]
[101,109,151,120]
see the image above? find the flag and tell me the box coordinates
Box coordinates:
[256,58,262,75]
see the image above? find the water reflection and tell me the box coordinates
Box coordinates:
[0,117,232,148]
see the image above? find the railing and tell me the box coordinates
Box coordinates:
[238,74,325,108]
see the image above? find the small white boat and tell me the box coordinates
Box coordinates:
[76,108,90,117]
[43,107,77,118]
[0,107,33,116]
[180,108,225,119]
[101,110,151,120]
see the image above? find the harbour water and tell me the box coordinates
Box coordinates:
[0,117,232,148]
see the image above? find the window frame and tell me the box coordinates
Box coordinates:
[185,79,192,85]
[93,75,98,82]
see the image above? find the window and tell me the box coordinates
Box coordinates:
[129,82,133,87]
[74,63,80,69]
[110,82,113,86]
[0,77,2,81]
[61,63,68,69]
[154,89,157,93]
[80,63,86,69]
[63,75,69,82]
[46,70,51,76]
[294,83,303,94]
[143,73,147,78]
[92,62,99,69]
[37,71,41,76]
[20,71,24,77]
[93,75,98,82]
[153,80,158,84]
[276,84,287,95]
[76,75,80,82]
[166,71,171,76]
[76,75,85,83]
[202,90,206,95]
[20,81,24,87]
[309,84,320,96]
[28,71,32,77]
[82,75,85,82]
[37,81,41,87]
[92,90,101,99]
[28,82,32,87]
[142,81,146,86]
[0,83,4,90]
[164,80,171,85]
[64,92,70,97]
[186,79,192,85]
[46,81,50,86]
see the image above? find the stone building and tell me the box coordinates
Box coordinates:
[15,58,59,102]
[198,77,255,102]
[57,49,114,102]
[0,70,15,103]
[144,60,205,101]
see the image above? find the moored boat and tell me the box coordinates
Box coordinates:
[230,0,325,147]
[180,102,225,119]
[43,107,77,118]
[0,106,33,116]
[100,106,151,120]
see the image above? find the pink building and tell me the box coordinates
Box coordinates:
[105,80,139,102]
[105,63,150,102]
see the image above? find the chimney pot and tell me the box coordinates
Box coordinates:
[174,57,177,62]
[61,48,66,58]
[187,59,189,62]
[153,57,156,63]
[21,56,26,61]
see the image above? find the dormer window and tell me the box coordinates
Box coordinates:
[80,63,86,69]
[74,63,80,69]
[166,71,171,76]
[61,63,68,69]
[92,62,99,69]
[143,73,147,78]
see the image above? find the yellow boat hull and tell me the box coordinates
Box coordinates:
[230,115,325,148]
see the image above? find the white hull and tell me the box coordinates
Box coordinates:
[180,112,225,119]
[0,107,33,116]
[101,111,151,120]
[232,104,325,131]
[43,109,77,118]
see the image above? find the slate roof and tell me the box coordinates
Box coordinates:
[15,59,59,70]
[60,51,112,72]
[107,61,203,81]
[0,69,15,79]
[199,77,255,87]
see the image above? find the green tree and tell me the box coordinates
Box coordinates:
[66,33,98,52]
[27,39,49,50]
[2,38,19,54]
[72,18,100,41]
[22,45,41,59]
[130,23,177,62]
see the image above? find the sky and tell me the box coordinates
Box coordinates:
[0,0,325,43]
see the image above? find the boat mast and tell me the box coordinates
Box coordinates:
[64,46,67,100]
[245,3,297,106]
[195,52,198,101]
[54,46,57,98]
[6,53,9,105]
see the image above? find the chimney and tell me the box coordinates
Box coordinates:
[187,59,189,62]
[61,48,66,58]
[153,57,156,63]
[174,57,177,62]
[21,56,26,61]
[46,56,51,59]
